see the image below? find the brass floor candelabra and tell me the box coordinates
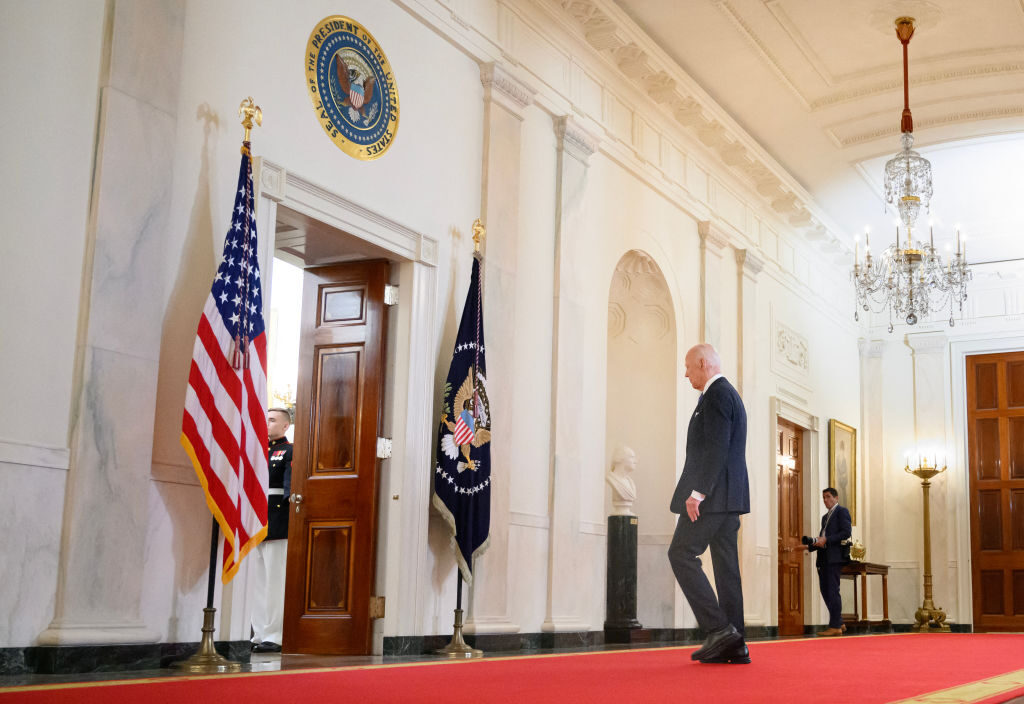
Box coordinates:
[905,457,951,632]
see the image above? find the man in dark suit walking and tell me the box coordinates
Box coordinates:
[668,344,750,664]
[805,487,852,636]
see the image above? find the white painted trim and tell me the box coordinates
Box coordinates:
[580,520,607,536]
[250,158,440,653]
[510,512,550,529]
[0,439,70,470]
[253,159,439,267]
[638,533,672,545]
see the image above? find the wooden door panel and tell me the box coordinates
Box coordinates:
[968,350,1024,631]
[283,260,388,654]
[313,348,360,472]
[777,418,804,636]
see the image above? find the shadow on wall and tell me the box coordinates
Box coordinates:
[149,103,222,607]
[427,224,467,622]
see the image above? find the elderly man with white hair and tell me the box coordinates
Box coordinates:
[667,344,751,664]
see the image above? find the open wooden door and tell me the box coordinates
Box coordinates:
[282,260,388,654]
[966,351,1024,632]
[777,418,805,636]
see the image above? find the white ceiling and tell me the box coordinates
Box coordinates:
[614,0,1024,264]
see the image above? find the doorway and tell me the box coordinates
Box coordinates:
[777,417,805,636]
[966,350,1024,632]
[265,204,394,655]
[253,160,439,655]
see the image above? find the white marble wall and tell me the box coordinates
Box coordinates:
[39,0,184,646]
[0,464,66,646]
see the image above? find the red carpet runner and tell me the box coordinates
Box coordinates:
[3,634,1024,704]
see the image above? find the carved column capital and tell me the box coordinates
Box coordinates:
[735,248,764,278]
[905,331,949,356]
[554,115,600,164]
[698,220,729,255]
[858,338,886,358]
[480,62,536,117]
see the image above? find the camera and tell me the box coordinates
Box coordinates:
[801,535,816,547]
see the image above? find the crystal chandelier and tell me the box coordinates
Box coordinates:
[851,17,971,331]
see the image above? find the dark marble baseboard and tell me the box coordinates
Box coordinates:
[890,623,972,634]
[0,641,251,676]
[384,625,779,656]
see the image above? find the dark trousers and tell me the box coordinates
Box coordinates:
[817,563,843,628]
[667,512,744,635]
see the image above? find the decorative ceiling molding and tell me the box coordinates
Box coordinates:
[558,0,837,247]
[715,0,1024,114]
[830,104,1024,148]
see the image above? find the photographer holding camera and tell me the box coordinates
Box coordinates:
[803,487,852,637]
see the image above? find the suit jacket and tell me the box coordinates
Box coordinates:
[809,504,851,566]
[670,377,750,515]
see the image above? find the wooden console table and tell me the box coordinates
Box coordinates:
[840,561,892,631]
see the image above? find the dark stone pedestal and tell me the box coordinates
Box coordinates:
[604,514,645,643]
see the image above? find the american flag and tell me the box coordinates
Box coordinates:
[180,147,269,583]
[453,409,475,445]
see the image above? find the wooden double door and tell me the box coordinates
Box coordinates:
[282,260,388,654]
[777,418,805,636]
[966,351,1024,632]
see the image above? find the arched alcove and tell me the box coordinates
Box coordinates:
[605,249,677,628]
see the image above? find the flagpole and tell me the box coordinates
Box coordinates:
[171,97,263,674]
[436,572,482,658]
[436,220,486,660]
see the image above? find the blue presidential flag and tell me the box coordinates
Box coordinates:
[432,253,491,585]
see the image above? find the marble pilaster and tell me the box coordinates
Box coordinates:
[697,221,729,348]
[38,0,184,646]
[734,249,764,623]
[905,331,954,617]
[543,115,600,634]
[463,63,535,635]
[858,339,886,569]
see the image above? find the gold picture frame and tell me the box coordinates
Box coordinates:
[828,419,857,525]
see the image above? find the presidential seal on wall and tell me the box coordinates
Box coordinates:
[306,16,399,160]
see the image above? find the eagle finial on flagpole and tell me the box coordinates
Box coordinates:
[472,218,485,253]
[238,97,262,155]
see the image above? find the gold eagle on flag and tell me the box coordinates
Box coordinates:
[440,371,490,472]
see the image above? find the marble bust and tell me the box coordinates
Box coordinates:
[606,446,638,516]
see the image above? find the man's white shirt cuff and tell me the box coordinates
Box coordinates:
[690,491,705,502]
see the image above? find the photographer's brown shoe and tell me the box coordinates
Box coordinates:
[817,627,843,637]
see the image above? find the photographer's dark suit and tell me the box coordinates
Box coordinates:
[809,504,852,629]
[668,377,749,635]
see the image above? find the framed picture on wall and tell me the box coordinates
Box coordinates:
[828,419,857,525]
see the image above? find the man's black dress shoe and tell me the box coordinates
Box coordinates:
[690,625,742,661]
[699,642,750,664]
[252,641,282,653]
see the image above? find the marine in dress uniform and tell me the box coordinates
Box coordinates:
[251,408,292,653]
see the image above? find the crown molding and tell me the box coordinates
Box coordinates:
[556,0,842,248]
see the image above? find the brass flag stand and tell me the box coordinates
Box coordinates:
[170,518,243,672]
[437,572,483,659]
[172,98,263,673]
[905,457,951,632]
